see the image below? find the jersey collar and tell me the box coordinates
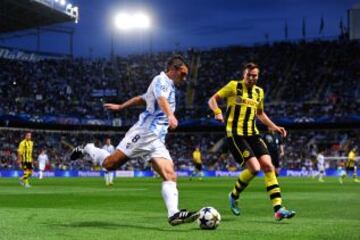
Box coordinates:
[161,71,175,87]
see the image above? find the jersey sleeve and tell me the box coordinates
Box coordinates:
[258,89,265,110]
[216,81,236,99]
[140,92,147,100]
[18,141,24,155]
[153,76,171,99]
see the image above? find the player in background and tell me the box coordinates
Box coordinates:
[190,146,204,180]
[343,147,360,183]
[208,62,295,221]
[337,159,347,184]
[316,150,325,182]
[70,56,200,226]
[37,148,49,179]
[17,132,34,188]
[102,138,115,186]
[262,131,284,176]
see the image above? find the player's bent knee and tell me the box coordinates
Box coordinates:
[262,164,275,173]
[102,153,128,171]
[102,157,115,170]
[251,170,260,176]
[164,170,177,181]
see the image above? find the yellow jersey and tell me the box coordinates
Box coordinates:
[18,139,34,163]
[347,150,356,168]
[216,80,264,137]
[192,150,202,164]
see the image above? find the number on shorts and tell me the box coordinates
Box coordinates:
[131,134,140,143]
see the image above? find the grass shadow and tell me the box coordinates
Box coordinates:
[248,220,291,225]
[44,221,194,232]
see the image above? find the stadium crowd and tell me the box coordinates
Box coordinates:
[0,39,359,171]
[0,40,359,126]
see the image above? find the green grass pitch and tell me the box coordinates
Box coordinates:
[0,177,359,240]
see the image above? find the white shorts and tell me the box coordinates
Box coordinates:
[39,164,45,171]
[117,126,172,162]
[317,164,325,172]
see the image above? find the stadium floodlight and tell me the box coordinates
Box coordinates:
[114,12,151,31]
[60,0,66,6]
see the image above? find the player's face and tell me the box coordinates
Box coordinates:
[174,65,188,85]
[106,138,111,145]
[25,133,31,140]
[244,68,259,88]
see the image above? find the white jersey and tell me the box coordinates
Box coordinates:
[317,154,325,165]
[38,153,49,170]
[134,71,176,142]
[102,144,115,154]
[317,153,325,171]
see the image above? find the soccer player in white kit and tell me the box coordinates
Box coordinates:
[103,138,115,186]
[37,149,49,179]
[316,150,325,182]
[70,56,199,226]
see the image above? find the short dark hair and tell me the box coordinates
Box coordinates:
[166,55,188,71]
[243,62,259,71]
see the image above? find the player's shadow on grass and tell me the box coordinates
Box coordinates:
[46,221,194,232]
[248,220,290,225]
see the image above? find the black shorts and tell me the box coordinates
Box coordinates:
[346,167,355,172]
[194,163,202,171]
[22,162,33,170]
[227,135,269,166]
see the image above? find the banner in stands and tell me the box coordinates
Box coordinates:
[1,114,360,126]
[0,46,68,62]
[1,169,359,178]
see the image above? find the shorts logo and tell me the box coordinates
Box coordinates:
[243,150,250,158]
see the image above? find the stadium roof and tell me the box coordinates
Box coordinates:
[0,0,78,33]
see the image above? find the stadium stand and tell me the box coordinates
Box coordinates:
[0,39,359,128]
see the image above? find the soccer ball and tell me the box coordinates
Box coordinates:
[197,207,221,230]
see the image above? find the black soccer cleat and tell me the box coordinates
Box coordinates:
[168,209,200,226]
[70,146,85,160]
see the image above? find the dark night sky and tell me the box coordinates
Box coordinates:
[2,0,359,57]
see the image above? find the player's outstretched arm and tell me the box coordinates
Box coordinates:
[103,95,145,111]
[157,96,178,129]
[208,94,224,122]
[257,109,287,137]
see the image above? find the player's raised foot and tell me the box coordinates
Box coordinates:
[274,207,296,221]
[228,193,240,216]
[353,178,360,183]
[70,146,85,160]
[168,209,200,226]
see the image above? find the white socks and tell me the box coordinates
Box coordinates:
[161,181,179,218]
[109,171,114,183]
[39,171,43,179]
[104,171,114,185]
[84,143,110,166]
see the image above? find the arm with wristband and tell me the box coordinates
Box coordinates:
[208,81,236,122]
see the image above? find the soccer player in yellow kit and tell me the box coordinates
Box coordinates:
[344,148,360,183]
[208,62,295,221]
[191,146,204,180]
[17,132,34,188]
